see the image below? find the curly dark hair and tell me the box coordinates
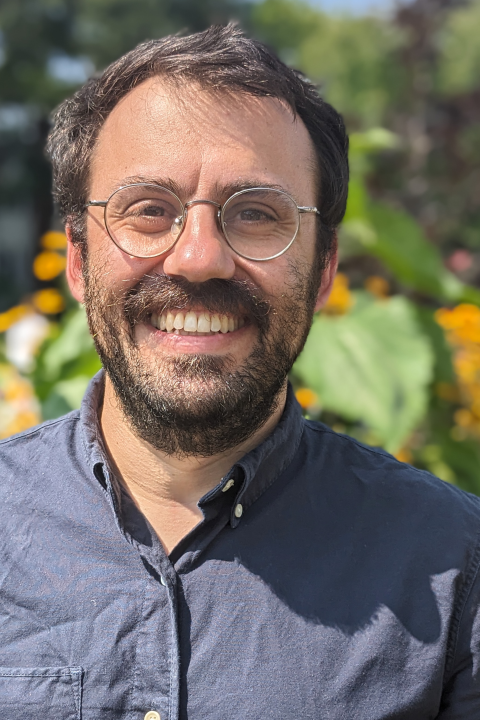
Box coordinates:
[46,23,349,259]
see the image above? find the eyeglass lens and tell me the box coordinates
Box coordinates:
[105,184,300,260]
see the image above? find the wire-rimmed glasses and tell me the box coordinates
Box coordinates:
[86,183,320,262]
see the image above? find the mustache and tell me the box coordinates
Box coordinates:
[123,274,272,330]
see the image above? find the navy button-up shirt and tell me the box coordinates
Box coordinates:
[1,370,480,719]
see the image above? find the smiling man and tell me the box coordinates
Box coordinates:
[1,24,480,720]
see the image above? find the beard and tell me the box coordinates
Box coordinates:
[82,257,322,458]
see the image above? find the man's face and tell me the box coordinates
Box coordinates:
[67,78,336,456]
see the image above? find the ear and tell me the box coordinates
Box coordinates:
[65,224,85,303]
[314,236,339,313]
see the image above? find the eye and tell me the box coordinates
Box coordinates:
[227,201,279,225]
[128,201,175,218]
[139,204,165,216]
[238,207,276,223]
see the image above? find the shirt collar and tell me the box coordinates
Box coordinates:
[79,370,305,526]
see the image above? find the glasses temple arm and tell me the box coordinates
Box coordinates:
[85,201,107,207]
[298,206,320,215]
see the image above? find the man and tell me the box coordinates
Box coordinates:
[0,23,479,720]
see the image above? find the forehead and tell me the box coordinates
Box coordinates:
[90,76,317,200]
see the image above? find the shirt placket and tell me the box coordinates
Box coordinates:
[130,550,180,720]
[100,467,180,720]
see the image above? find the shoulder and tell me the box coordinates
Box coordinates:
[0,411,81,477]
[300,418,480,544]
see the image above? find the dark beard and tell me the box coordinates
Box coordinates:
[83,263,321,458]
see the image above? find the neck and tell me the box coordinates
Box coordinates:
[100,375,286,553]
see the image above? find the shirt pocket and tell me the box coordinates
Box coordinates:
[0,666,83,720]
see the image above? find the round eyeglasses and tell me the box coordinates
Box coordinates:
[86,183,320,262]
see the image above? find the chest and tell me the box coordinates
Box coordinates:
[0,552,446,720]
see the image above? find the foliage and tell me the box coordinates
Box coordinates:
[437,0,480,96]
[31,306,101,420]
[293,292,433,453]
[253,0,406,128]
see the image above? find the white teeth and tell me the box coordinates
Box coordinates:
[173,312,184,330]
[166,312,175,331]
[184,311,198,332]
[220,315,229,334]
[153,311,244,334]
[197,313,211,332]
[211,314,221,332]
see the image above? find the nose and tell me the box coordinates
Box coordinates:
[161,202,237,282]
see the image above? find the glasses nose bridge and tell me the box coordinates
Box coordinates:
[184,198,222,215]
[183,198,222,220]
[181,197,223,232]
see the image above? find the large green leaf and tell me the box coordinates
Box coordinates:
[293,295,434,452]
[368,202,477,302]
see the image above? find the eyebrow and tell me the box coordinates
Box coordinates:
[111,175,291,201]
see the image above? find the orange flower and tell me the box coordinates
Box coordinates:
[295,387,319,409]
[364,275,389,299]
[0,364,40,439]
[394,448,413,464]
[2,411,40,438]
[454,408,475,428]
[40,231,67,250]
[0,304,31,333]
[33,251,66,281]
[32,288,65,315]
[323,273,354,315]
[435,303,480,440]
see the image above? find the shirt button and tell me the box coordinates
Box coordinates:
[160,575,167,586]
[234,503,243,518]
[222,478,235,492]
[144,712,161,720]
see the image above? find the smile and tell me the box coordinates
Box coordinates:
[150,310,246,335]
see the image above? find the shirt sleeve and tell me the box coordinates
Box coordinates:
[436,558,480,718]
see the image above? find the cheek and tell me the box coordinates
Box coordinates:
[87,229,163,291]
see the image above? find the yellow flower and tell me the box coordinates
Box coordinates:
[323,273,354,315]
[0,364,40,439]
[0,304,31,333]
[435,304,480,340]
[4,378,34,403]
[40,231,67,250]
[33,251,66,281]
[2,411,40,439]
[394,448,413,464]
[454,355,478,384]
[32,288,65,315]
[364,275,389,299]
[453,408,475,428]
[295,387,319,409]
[436,303,480,440]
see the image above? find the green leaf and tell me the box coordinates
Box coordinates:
[367,202,480,304]
[293,295,434,452]
[51,375,93,410]
[39,307,96,382]
[349,128,401,154]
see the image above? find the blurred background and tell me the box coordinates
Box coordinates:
[2,0,480,492]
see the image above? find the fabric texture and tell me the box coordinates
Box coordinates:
[0,370,480,719]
